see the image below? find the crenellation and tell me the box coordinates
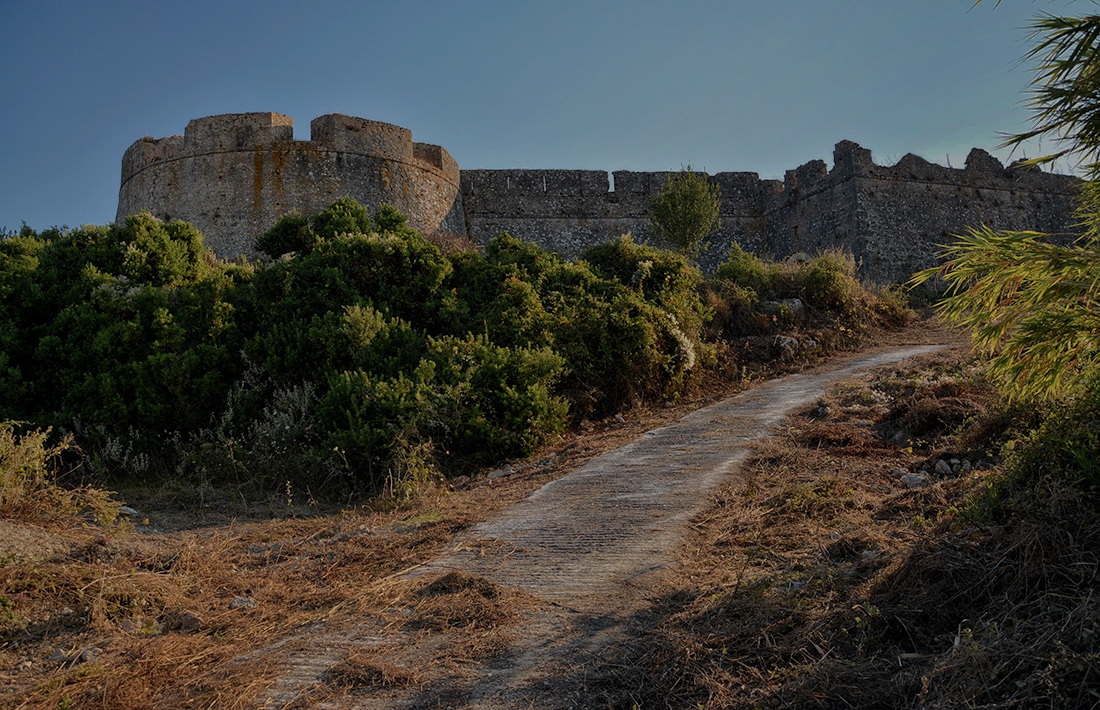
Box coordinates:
[964,148,1004,173]
[120,135,184,183]
[116,112,1082,282]
[786,159,830,192]
[831,140,874,177]
[412,142,460,183]
[887,153,955,182]
[183,113,294,153]
[310,114,412,162]
[710,172,765,205]
[117,112,463,258]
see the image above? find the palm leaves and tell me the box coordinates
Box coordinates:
[1005,12,1100,175]
[912,226,1100,400]
[915,5,1100,401]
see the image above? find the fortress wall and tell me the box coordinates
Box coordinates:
[116,114,1081,283]
[116,113,463,259]
[460,168,776,269]
[808,145,1079,283]
[460,138,1080,282]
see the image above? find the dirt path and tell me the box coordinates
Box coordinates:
[256,343,949,709]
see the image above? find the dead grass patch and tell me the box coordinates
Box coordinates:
[324,649,422,690]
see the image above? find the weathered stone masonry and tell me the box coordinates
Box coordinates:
[117,113,464,258]
[117,113,1081,283]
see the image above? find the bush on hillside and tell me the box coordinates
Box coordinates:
[2,200,713,494]
[0,215,251,446]
[448,232,707,417]
[1,197,907,500]
[710,243,870,338]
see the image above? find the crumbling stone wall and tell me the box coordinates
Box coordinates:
[116,113,464,259]
[116,113,1080,282]
[460,168,780,274]
[461,140,1081,283]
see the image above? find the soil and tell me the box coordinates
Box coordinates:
[0,320,974,709]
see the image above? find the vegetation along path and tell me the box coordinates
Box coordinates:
[265,343,948,709]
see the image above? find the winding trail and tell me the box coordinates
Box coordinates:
[423,345,944,607]
[267,344,947,708]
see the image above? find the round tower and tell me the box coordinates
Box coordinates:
[116,113,464,259]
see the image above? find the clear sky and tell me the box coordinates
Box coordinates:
[0,0,1084,233]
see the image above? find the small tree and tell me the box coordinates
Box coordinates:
[648,166,721,263]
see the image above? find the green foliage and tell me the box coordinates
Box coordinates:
[1,217,250,442]
[910,5,1100,511]
[912,225,1100,400]
[1002,13,1100,173]
[715,242,774,294]
[448,232,707,418]
[711,244,866,337]
[647,167,721,262]
[582,233,709,337]
[796,248,861,313]
[2,196,891,501]
[1011,374,1100,487]
[321,334,566,485]
[911,9,1100,403]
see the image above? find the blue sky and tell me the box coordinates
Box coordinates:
[0,0,1083,233]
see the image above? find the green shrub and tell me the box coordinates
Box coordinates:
[647,167,721,262]
[449,232,705,418]
[2,218,251,450]
[711,244,870,338]
[794,248,860,314]
[1004,377,1100,491]
[9,199,896,500]
[320,335,566,484]
[715,242,775,294]
[582,233,710,344]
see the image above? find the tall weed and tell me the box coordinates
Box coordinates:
[0,422,119,525]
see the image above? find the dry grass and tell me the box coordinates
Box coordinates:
[0,425,119,527]
[575,346,1100,709]
[0,473,546,709]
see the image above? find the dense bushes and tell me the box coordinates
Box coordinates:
[449,233,708,416]
[0,202,716,496]
[0,200,903,499]
[1,215,250,439]
[707,243,907,340]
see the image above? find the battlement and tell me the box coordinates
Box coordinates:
[460,140,1074,224]
[120,112,459,190]
[457,140,1080,280]
[185,112,294,153]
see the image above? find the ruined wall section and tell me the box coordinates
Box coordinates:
[460,168,781,273]
[461,140,1081,282]
[775,141,1082,283]
[116,113,464,259]
[117,113,1081,282]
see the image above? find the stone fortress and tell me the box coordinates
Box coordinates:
[117,112,1082,283]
